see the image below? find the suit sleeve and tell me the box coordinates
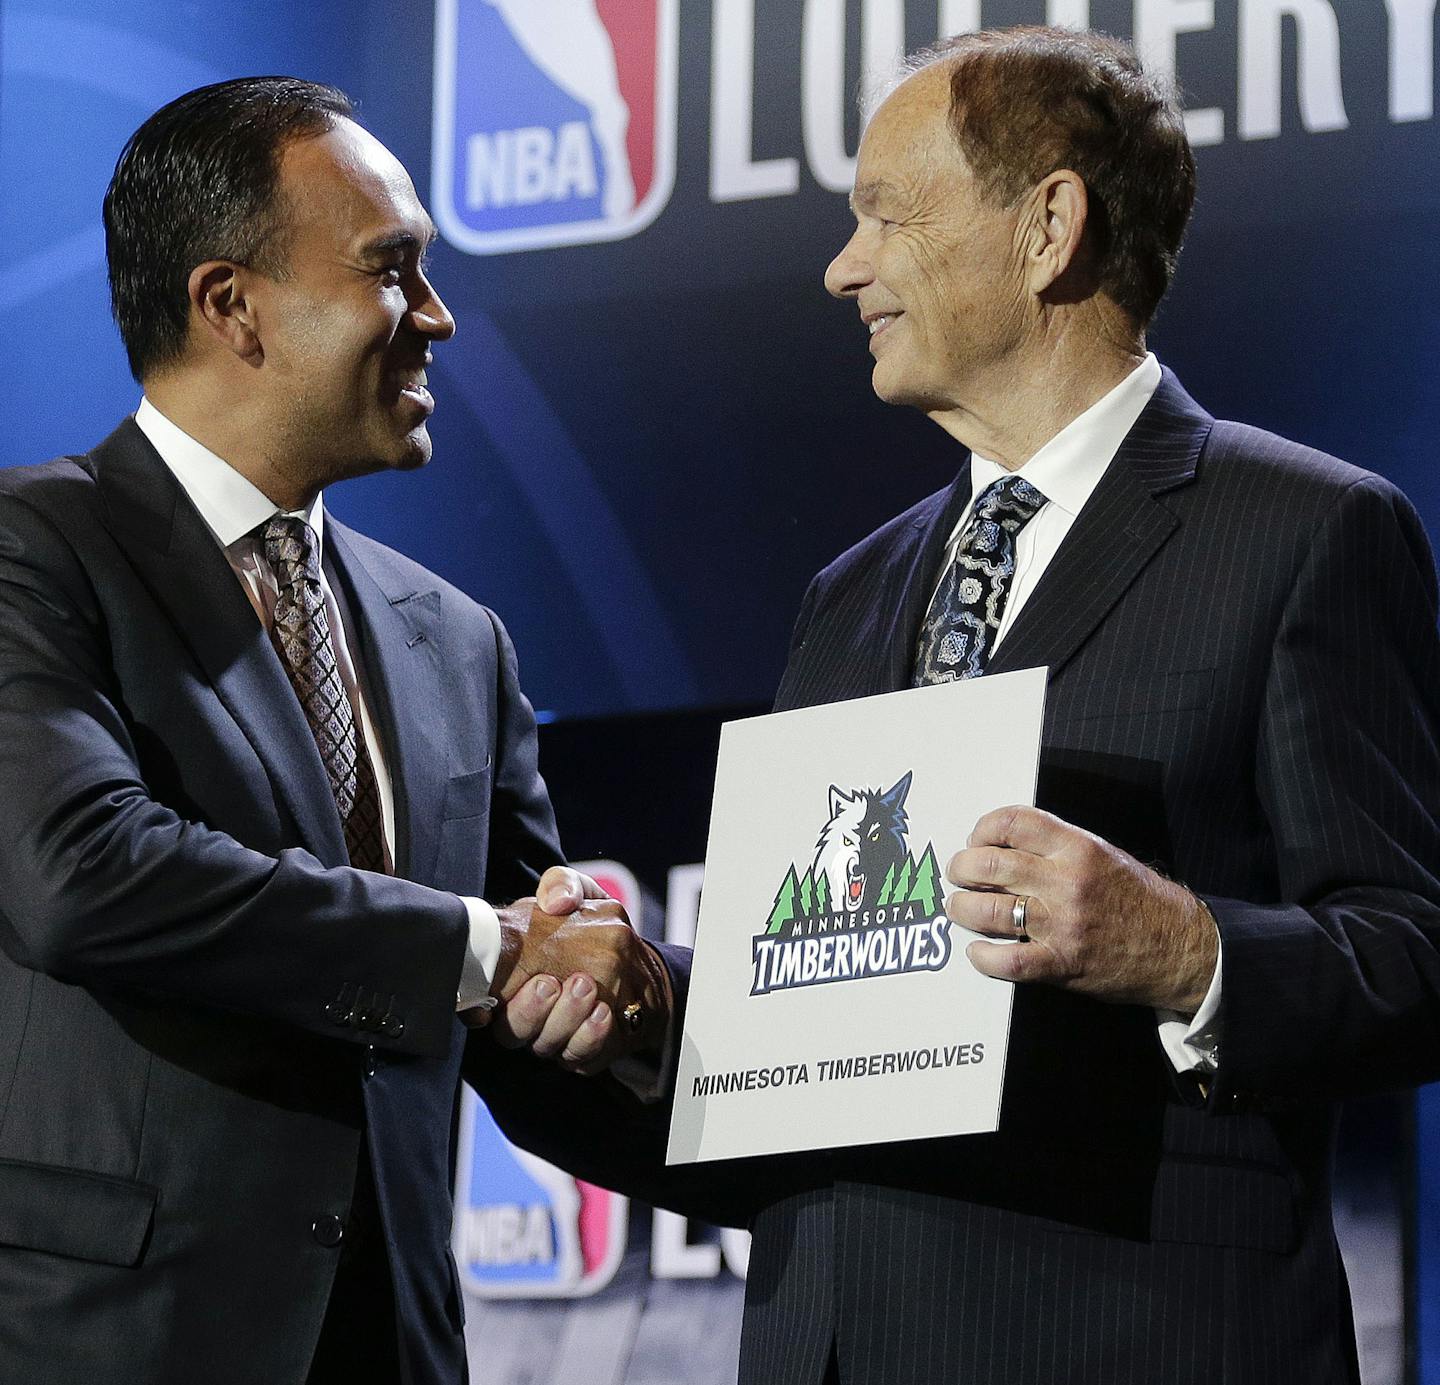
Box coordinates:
[772,570,823,712]
[479,608,566,904]
[464,942,803,1227]
[0,492,471,1059]
[1206,475,1440,1107]
[466,579,829,1218]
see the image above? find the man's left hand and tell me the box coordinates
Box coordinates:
[945,806,1217,1014]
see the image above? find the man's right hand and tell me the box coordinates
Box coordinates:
[471,869,671,1073]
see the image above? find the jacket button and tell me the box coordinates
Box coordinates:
[311,1214,345,1248]
[364,1045,377,1079]
[380,1014,405,1039]
[325,984,357,1026]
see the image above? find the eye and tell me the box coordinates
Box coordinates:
[842,834,856,847]
[376,264,404,286]
[869,826,880,839]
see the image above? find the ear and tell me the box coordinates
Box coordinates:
[828,785,849,819]
[186,260,264,366]
[1023,169,1088,297]
[883,770,913,810]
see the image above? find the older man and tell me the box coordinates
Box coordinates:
[0,78,671,1385]
[478,25,1440,1385]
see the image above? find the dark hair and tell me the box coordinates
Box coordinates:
[103,76,354,382]
[909,27,1196,327]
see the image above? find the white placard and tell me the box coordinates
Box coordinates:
[667,667,1047,1164]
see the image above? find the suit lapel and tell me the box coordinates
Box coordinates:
[325,523,447,886]
[90,420,350,865]
[985,370,1214,682]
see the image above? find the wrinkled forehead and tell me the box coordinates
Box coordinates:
[852,64,969,205]
[867,60,955,141]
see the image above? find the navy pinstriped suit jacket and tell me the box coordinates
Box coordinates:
[475,370,1440,1385]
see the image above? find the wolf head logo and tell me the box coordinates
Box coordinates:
[811,771,913,913]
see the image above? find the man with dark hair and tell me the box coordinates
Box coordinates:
[475,26,1440,1385]
[0,77,670,1385]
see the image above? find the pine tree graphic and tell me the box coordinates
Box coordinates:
[766,865,800,934]
[876,861,897,907]
[908,844,942,914]
[812,867,832,913]
[891,855,914,903]
[798,868,816,918]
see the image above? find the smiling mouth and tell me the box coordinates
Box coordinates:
[395,367,434,411]
[865,312,902,346]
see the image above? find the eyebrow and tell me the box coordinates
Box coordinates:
[359,223,438,260]
[849,179,897,214]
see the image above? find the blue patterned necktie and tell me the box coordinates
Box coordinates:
[261,516,387,871]
[912,474,1049,685]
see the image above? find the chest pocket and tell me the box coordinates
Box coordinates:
[443,761,492,821]
[434,762,493,896]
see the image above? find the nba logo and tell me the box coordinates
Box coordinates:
[432,0,678,254]
[452,1093,629,1297]
[451,862,640,1296]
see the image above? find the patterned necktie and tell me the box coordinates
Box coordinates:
[912,474,1049,685]
[261,515,386,871]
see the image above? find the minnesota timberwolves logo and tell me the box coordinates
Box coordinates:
[432,0,678,254]
[751,771,954,995]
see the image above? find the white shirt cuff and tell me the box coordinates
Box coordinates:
[1155,932,1223,1075]
[455,896,502,1011]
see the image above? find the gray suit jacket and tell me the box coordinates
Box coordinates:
[0,420,563,1384]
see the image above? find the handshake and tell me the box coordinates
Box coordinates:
[467,865,672,1075]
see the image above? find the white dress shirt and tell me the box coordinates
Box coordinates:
[134,398,502,1009]
[932,357,1221,1075]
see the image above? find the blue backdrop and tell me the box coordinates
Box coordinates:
[2,0,1438,1377]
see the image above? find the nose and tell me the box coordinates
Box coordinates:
[824,226,873,300]
[412,271,456,342]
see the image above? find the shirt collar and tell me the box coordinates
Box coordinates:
[134,396,326,554]
[968,353,1162,516]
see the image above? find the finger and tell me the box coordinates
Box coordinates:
[945,842,1047,893]
[560,1002,616,1072]
[967,804,1076,854]
[489,974,561,1049]
[536,866,588,914]
[965,937,1055,984]
[945,888,1041,939]
[575,872,613,900]
[532,973,601,1059]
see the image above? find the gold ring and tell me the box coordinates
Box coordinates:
[1011,895,1029,941]
[621,1002,644,1034]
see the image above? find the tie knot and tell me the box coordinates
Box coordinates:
[261,515,320,584]
[973,474,1048,526]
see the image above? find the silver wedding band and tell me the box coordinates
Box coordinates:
[1011,895,1030,942]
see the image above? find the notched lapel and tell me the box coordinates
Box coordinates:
[986,371,1214,683]
[326,525,447,885]
[92,420,349,866]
